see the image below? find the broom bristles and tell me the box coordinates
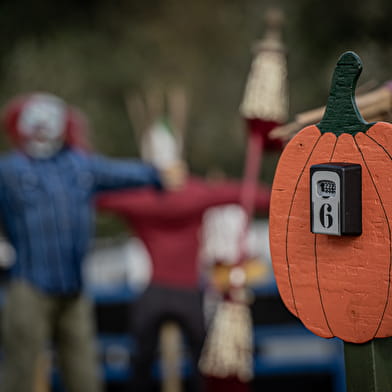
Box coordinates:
[199,301,253,382]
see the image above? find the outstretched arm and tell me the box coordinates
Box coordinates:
[95,188,163,218]
[96,178,211,220]
[96,186,206,220]
[96,179,271,220]
[201,180,271,213]
[89,154,162,192]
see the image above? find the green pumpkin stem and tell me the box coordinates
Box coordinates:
[317,51,372,135]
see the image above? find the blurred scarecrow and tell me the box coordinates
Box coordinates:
[96,86,271,392]
[0,92,162,392]
[198,8,288,391]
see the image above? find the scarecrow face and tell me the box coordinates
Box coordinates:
[18,95,66,158]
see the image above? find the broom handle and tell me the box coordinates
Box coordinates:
[236,131,264,265]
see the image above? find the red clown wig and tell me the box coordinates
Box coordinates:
[1,93,92,152]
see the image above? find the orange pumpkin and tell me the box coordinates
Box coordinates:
[269,52,392,343]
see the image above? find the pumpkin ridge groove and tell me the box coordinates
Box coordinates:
[354,137,392,339]
[365,132,392,160]
[314,234,334,336]
[312,136,339,337]
[285,133,322,318]
[328,136,339,160]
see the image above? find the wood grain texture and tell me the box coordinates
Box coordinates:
[269,125,320,317]
[357,123,392,338]
[316,131,390,343]
[317,51,371,136]
[270,121,392,343]
[287,131,336,338]
[270,51,392,343]
[344,337,392,391]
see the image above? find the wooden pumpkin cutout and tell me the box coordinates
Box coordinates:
[269,51,392,343]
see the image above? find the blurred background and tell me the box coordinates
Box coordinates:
[1,0,392,191]
[0,0,392,391]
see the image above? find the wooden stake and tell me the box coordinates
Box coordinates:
[344,338,392,392]
[160,322,182,392]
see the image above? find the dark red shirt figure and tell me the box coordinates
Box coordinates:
[96,177,270,391]
[97,178,270,287]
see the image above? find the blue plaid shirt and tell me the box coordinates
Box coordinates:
[0,147,161,294]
